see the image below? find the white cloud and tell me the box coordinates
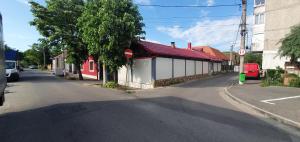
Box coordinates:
[207,0,215,6]
[200,10,210,17]
[134,0,151,5]
[142,39,161,44]
[16,0,30,6]
[157,16,253,51]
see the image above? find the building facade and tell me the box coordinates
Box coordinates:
[251,0,265,52]
[263,0,300,70]
[118,41,224,89]
[81,56,99,80]
[252,0,300,70]
[52,53,99,80]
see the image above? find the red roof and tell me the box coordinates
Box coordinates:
[192,46,229,61]
[138,41,214,61]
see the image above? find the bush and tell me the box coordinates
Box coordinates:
[104,81,118,88]
[289,77,300,88]
[262,67,284,87]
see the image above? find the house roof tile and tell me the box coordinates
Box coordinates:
[138,41,217,61]
[192,46,229,61]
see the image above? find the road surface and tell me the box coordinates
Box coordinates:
[0,70,299,142]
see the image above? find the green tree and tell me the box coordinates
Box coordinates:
[245,53,262,67]
[78,0,145,83]
[22,45,42,67]
[279,25,300,65]
[21,40,51,68]
[30,0,87,80]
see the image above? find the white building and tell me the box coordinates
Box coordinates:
[118,41,224,89]
[251,0,265,52]
[252,0,300,70]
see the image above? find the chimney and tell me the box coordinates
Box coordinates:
[171,42,176,48]
[188,42,192,50]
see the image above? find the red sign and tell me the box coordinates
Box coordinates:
[124,49,133,59]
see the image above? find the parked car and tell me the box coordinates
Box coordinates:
[0,12,6,106]
[244,63,261,79]
[5,60,20,81]
[29,65,38,69]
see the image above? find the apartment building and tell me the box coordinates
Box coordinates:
[251,0,265,53]
[251,0,300,70]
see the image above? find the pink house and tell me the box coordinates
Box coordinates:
[81,56,99,80]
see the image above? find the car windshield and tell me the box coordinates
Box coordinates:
[5,62,16,69]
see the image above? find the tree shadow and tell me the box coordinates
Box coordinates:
[174,73,238,89]
[0,96,297,142]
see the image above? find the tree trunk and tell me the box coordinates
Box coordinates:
[103,63,107,84]
[113,71,117,83]
[77,64,83,80]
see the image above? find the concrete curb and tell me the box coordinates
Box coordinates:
[224,84,300,130]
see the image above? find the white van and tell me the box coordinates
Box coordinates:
[5,60,20,81]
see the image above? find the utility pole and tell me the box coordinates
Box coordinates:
[230,45,233,66]
[43,46,46,69]
[239,0,247,84]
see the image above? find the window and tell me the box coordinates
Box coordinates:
[255,14,259,24]
[255,0,265,6]
[89,61,94,71]
[254,13,264,24]
[259,13,264,24]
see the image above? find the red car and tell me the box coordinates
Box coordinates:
[244,63,260,79]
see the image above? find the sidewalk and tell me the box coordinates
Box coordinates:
[227,81,300,125]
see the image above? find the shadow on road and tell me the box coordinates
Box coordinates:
[0,96,296,142]
[175,73,238,89]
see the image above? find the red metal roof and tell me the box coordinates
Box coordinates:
[138,41,214,61]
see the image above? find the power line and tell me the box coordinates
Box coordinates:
[146,24,241,29]
[143,15,241,20]
[137,4,241,8]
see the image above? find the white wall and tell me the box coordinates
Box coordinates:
[186,60,195,76]
[196,61,203,75]
[262,50,289,70]
[156,57,172,80]
[213,63,218,72]
[203,62,209,74]
[218,63,222,72]
[118,65,131,85]
[174,59,185,77]
[132,58,152,84]
[118,58,153,89]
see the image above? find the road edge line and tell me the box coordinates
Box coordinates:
[224,84,300,131]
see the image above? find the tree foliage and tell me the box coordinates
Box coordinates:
[279,24,300,64]
[30,0,87,79]
[78,0,145,73]
[245,53,262,67]
[22,41,51,68]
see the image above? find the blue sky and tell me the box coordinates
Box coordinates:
[0,0,253,52]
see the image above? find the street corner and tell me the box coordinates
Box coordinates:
[224,83,300,130]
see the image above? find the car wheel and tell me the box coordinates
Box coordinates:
[15,74,20,81]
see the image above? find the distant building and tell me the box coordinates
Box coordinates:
[191,46,229,65]
[52,52,99,79]
[251,0,300,70]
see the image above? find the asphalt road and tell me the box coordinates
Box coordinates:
[0,70,299,142]
[230,82,300,123]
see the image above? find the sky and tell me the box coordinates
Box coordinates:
[0,0,253,52]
